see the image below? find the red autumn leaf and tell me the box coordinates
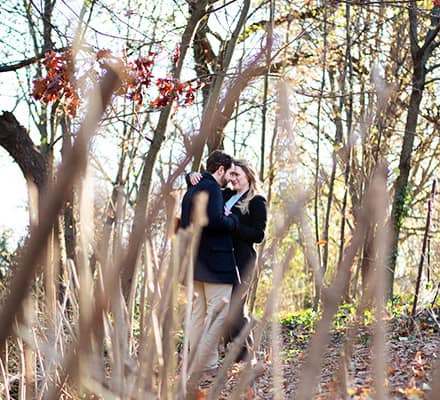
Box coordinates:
[129,90,143,106]
[43,51,60,70]
[413,368,425,378]
[66,94,79,118]
[31,78,48,100]
[246,387,255,399]
[193,388,206,399]
[173,45,180,66]
[419,322,429,330]
[150,95,172,108]
[184,90,195,105]
[96,48,112,61]
[134,56,155,71]
[156,78,175,96]
[45,78,63,95]
[175,81,187,95]
[414,351,424,365]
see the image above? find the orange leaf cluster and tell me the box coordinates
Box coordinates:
[31,50,80,118]
[124,53,156,106]
[32,48,200,116]
[150,78,200,109]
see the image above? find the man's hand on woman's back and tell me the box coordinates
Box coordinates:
[189,172,203,186]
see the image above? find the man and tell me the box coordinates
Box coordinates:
[180,150,240,376]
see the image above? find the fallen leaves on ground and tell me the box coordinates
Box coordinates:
[215,310,439,399]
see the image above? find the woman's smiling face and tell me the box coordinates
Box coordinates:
[230,165,249,193]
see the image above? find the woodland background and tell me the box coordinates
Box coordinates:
[0,0,439,399]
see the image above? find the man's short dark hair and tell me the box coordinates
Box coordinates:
[205,150,233,174]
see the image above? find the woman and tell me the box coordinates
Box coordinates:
[189,159,267,363]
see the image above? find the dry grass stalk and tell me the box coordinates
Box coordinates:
[0,64,122,354]
[293,165,389,400]
[427,356,440,400]
[0,355,11,400]
[369,164,391,400]
[134,242,160,395]
[270,261,285,400]
[207,319,255,400]
[16,337,25,400]
[46,225,145,398]
[176,229,196,398]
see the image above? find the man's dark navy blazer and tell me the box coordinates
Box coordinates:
[180,173,240,284]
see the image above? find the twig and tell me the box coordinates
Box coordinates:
[412,179,436,316]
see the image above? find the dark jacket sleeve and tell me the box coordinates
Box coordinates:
[205,182,238,231]
[185,172,192,187]
[236,195,267,243]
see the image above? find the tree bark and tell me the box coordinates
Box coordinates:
[60,116,76,262]
[192,12,215,109]
[192,0,251,170]
[0,111,47,193]
[388,4,440,299]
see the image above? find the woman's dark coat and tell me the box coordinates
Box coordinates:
[223,188,267,279]
[223,187,267,360]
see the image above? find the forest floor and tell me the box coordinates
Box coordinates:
[199,307,440,399]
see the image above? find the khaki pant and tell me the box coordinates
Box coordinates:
[189,281,232,372]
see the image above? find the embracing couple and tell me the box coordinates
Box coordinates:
[180,150,267,386]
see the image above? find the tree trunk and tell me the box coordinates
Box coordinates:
[60,116,76,262]
[192,12,215,110]
[192,0,251,170]
[121,0,211,299]
[313,0,329,304]
[0,112,47,194]
[323,70,345,274]
[388,4,439,299]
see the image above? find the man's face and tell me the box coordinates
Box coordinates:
[222,163,237,187]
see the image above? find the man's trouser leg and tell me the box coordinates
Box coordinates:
[189,281,232,372]
[225,282,253,362]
